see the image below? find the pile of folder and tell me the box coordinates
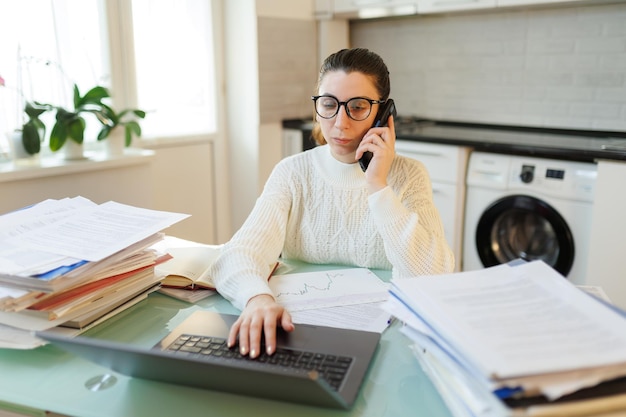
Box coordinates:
[0,197,188,349]
[384,260,626,417]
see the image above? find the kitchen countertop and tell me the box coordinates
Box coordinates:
[394,119,626,163]
[283,118,626,163]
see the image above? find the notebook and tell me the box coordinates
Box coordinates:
[37,310,381,409]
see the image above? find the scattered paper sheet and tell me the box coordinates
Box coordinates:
[291,302,391,333]
[577,285,612,303]
[268,267,389,312]
[8,200,189,262]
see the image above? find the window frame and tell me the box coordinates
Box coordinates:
[105,0,224,149]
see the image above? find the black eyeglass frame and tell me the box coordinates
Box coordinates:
[311,95,385,121]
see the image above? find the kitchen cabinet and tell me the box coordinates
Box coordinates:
[497,0,584,6]
[585,160,626,311]
[416,0,496,13]
[418,0,621,13]
[395,140,470,272]
[315,0,333,18]
[326,0,614,17]
[332,0,418,17]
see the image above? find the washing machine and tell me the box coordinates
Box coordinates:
[463,152,597,285]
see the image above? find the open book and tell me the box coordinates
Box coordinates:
[156,245,222,290]
[154,237,279,291]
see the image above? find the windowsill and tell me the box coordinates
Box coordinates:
[0,148,155,184]
[138,132,216,149]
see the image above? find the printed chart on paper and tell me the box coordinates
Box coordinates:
[268,268,389,311]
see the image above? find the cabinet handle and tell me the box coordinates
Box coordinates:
[473,169,504,180]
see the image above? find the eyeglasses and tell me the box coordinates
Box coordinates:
[311,95,384,121]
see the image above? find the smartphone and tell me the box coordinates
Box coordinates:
[359,99,397,172]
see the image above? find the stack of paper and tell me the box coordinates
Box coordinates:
[385,261,626,417]
[0,197,189,349]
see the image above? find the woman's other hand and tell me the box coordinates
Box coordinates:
[227,294,295,358]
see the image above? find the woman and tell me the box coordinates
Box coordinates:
[210,48,454,358]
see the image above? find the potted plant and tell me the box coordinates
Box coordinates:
[97,103,146,148]
[48,84,110,155]
[0,73,48,159]
[21,101,51,155]
[7,80,146,159]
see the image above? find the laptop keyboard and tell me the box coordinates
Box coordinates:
[165,334,353,391]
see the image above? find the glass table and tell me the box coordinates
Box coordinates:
[0,262,453,417]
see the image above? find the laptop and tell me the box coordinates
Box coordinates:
[37,310,381,409]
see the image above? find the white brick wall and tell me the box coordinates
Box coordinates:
[351,3,626,131]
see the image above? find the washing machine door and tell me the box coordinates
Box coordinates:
[475,195,575,277]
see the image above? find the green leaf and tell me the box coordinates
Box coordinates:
[79,86,110,107]
[126,121,141,136]
[50,123,67,151]
[132,109,146,119]
[99,103,118,125]
[125,126,132,147]
[73,84,81,109]
[67,118,86,144]
[24,102,50,118]
[97,125,112,141]
[32,118,46,133]
[56,107,76,122]
[124,121,142,146]
[22,123,41,154]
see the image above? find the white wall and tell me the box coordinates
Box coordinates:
[351,3,626,131]
[223,0,317,233]
[0,152,154,220]
[224,0,261,235]
[147,142,216,244]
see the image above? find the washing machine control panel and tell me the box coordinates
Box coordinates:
[466,152,597,202]
[519,164,568,184]
[520,165,535,183]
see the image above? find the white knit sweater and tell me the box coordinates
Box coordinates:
[210,144,455,310]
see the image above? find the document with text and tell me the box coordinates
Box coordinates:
[8,200,189,262]
[389,261,626,381]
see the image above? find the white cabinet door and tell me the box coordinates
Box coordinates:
[585,160,626,310]
[395,141,470,271]
[315,0,334,18]
[417,0,496,13]
[333,0,417,14]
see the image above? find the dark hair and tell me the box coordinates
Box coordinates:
[312,48,391,145]
[317,48,390,100]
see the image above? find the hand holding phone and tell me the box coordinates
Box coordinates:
[359,99,397,172]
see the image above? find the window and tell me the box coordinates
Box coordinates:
[0,0,218,160]
[0,0,106,158]
[131,0,217,137]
